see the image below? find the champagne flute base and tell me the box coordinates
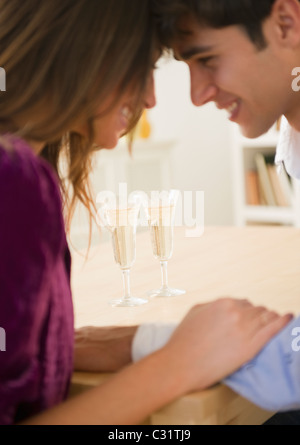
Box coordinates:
[147,287,186,298]
[109,296,148,307]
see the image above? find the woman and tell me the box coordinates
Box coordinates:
[0,0,292,425]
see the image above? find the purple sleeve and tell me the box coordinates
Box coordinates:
[0,144,66,424]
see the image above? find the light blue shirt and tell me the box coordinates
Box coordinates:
[224,119,300,413]
[223,315,300,412]
[132,316,300,413]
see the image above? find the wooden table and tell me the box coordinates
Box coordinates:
[69,226,300,425]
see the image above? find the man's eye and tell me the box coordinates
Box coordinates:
[197,57,214,66]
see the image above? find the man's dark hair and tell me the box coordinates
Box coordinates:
[151,0,278,50]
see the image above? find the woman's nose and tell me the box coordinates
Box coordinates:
[144,73,156,109]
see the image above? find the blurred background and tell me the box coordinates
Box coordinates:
[147,56,234,225]
[69,56,288,250]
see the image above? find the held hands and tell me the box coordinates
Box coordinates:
[74,298,293,398]
[163,297,293,394]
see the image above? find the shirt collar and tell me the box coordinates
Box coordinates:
[275,115,300,179]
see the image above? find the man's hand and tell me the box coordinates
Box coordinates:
[74,325,138,372]
[163,297,293,393]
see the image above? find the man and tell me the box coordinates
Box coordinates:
[132,0,300,422]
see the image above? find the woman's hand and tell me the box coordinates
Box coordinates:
[163,297,293,394]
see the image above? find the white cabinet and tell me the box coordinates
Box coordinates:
[69,139,175,248]
[231,123,300,227]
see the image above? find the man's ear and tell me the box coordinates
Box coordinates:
[270,0,300,47]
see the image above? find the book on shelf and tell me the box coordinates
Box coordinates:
[267,164,291,207]
[264,153,294,207]
[254,153,277,206]
[276,165,294,207]
[245,170,261,205]
[258,180,267,205]
[252,152,293,207]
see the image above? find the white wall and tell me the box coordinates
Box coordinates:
[70,56,237,250]
[148,56,235,225]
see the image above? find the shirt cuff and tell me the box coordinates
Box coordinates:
[131,323,177,362]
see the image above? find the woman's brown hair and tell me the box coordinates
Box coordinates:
[0,0,158,245]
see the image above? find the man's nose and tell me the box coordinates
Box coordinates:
[190,68,218,107]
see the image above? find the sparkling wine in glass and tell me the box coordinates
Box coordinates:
[98,197,147,307]
[146,190,186,298]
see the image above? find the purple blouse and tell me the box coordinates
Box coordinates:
[0,134,74,424]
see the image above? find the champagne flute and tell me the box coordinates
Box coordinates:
[145,190,186,298]
[97,196,147,307]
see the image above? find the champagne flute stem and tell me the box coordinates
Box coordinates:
[122,269,131,301]
[160,260,169,289]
